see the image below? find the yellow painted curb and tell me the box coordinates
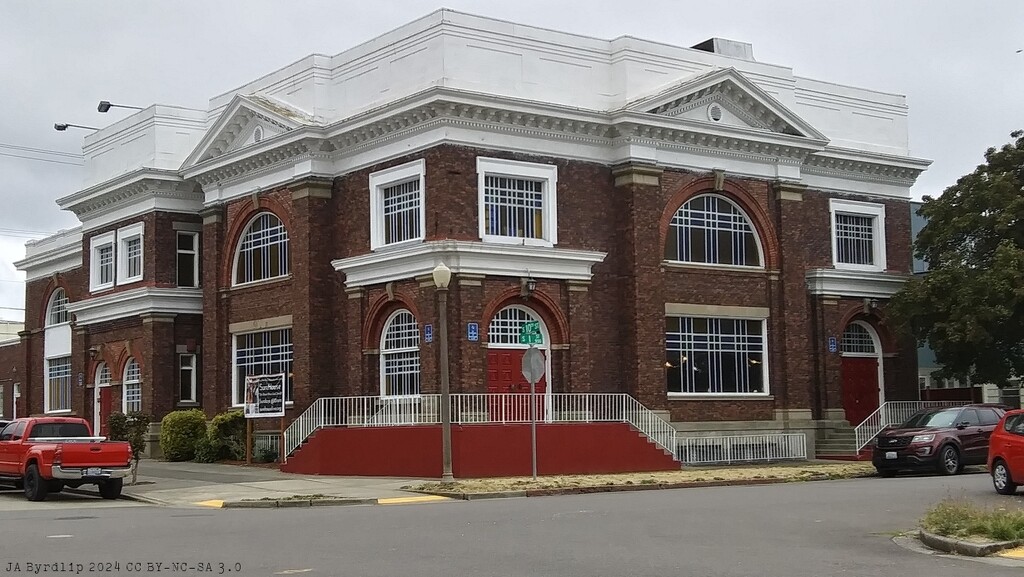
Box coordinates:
[195,500,225,508]
[377,495,451,505]
[997,546,1024,559]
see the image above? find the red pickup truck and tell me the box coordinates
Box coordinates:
[0,417,132,501]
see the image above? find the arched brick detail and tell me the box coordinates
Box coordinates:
[38,279,70,328]
[658,177,780,269]
[220,195,293,286]
[837,306,897,353]
[361,292,423,350]
[111,344,139,382]
[481,288,569,345]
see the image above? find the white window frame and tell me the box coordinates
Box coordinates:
[0,384,4,419]
[116,222,145,285]
[379,310,421,398]
[477,157,558,247]
[665,313,770,398]
[89,231,116,292]
[122,358,142,414]
[232,212,290,286]
[46,288,70,326]
[665,194,765,268]
[369,159,426,251]
[44,356,73,414]
[231,327,293,406]
[829,199,886,272]
[176,231,200,287]
[179,354,197,403]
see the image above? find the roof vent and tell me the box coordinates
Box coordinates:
[691,38,755,61]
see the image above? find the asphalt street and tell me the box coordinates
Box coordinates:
[1,470,1021,577]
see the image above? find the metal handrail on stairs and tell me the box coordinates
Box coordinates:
[853,400,968,451]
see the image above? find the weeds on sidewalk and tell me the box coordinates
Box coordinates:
[923,496,1024,542]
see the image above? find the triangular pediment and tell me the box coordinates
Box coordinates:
[626,67,827,141]
[181,94,316,169]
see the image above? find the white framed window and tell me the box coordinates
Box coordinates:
[95,362,111,386]
[665,194,763,267]
[380,310,420,397]
[89,231,116,292]
[233,212,290,285]
[46,288,70,326]
[116,222,145,285]
[179,354,197,403]
[840,323,876,354]
[45,356,72,413]
[666,316,768,395]
[488,306,543,345]
[122,357,142,414]
[177,232,199,287]
[0,385,4,419]
[829,199,886,272]
[477,157,558,247]
[233,328,293,405]
[369,159,426,250]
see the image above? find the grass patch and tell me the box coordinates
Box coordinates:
[922,497,1024,542]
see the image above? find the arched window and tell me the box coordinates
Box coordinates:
[380,310,420,396]
[234,212,290,285]
[46,288,69,326]
[488,306,543,345]
[665,195,762,267]
[841,323,877,354]
[123,358,142,413]
[95,362,111,386]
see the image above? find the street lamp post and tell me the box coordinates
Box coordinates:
[431,262,455,484]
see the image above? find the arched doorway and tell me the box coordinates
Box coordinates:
[486,305,552,421]
[840,321,885,425]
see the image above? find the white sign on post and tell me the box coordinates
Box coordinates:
[243,374,286,418]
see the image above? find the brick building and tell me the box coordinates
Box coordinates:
[7,10,930,463]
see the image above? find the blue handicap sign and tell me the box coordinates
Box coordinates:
[467,322,479,342]
[828,336,837,353]
[424,324,433,343]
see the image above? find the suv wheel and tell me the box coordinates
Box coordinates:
[937,445,961,476]
[992,460,1018,495]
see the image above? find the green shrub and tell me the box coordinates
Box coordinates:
[255,445,279,464]
[159,409,207,461]
[193,435,218,463]
[107,411,151,484]
[208,410,246,461]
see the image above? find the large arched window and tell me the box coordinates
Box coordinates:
[380,310,420,397]
[234,212,290,285]
[841,322,877,354]
[488,306,544,345]
[46,288,69,326]
[123,357,142,413]
[665,195,763,267]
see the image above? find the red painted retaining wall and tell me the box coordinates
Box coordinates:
[281,423,679,477]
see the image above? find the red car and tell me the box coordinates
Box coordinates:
[988,409,1024,495]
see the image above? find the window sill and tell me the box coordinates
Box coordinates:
[177,401,200,407]
[44,409,73,415]
[833,263,886,274]
[371,237,425,252]
[116,276,144,287]
[90,284,115,294]
[662,261,773,274]
[480,235,554,248]
[668,394,773,401]
[229,275,293,291]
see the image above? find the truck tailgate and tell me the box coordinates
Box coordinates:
[58,442,131,468]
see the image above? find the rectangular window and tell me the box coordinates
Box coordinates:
[177,232,199,287]
[124,383,142,413]
[46,357,72,413]
[477,157,558,246]
[369,159,425,250]
[179,354,197,403]
[829,199,886,272]
[99,245,114,284]
[234,328,293,405]
[116,222,145,285]
[665,316,767,395]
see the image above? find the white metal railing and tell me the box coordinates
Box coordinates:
[283,393,678,460]
[254,432,282,456]
[854,400,968,450]
[677,433,807,465]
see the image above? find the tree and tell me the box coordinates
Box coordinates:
[887,130,1024,389]
[107,411,151,485]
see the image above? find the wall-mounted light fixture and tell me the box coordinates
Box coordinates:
[520,275,537,299]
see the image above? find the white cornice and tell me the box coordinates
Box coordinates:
[805,268,909,299]
[14,229,84,280]
[332,240,607,287]
[55,172,204,232]
[67,287,203,326]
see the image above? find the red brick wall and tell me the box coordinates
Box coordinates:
[0,340,24,419]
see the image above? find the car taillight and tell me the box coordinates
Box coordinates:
[53,448,62,466]
[127,447,133,465]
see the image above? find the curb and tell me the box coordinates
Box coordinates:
[918,529,1023,557]
[222,498,377,509]
[414,472,870,500]
[63,487,168,506]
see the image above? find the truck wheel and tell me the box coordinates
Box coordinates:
[23,465,49,502]
[98,479,123,500]
[47,481,64,493]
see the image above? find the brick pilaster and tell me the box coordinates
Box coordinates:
[200,205,227,416]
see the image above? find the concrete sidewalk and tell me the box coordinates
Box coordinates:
[99,460,428,508]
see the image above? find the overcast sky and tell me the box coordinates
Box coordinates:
[1,0,1022,322]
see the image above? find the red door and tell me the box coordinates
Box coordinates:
[841,357,879,425]
[98,387,113,436]
[486,349,546,422]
